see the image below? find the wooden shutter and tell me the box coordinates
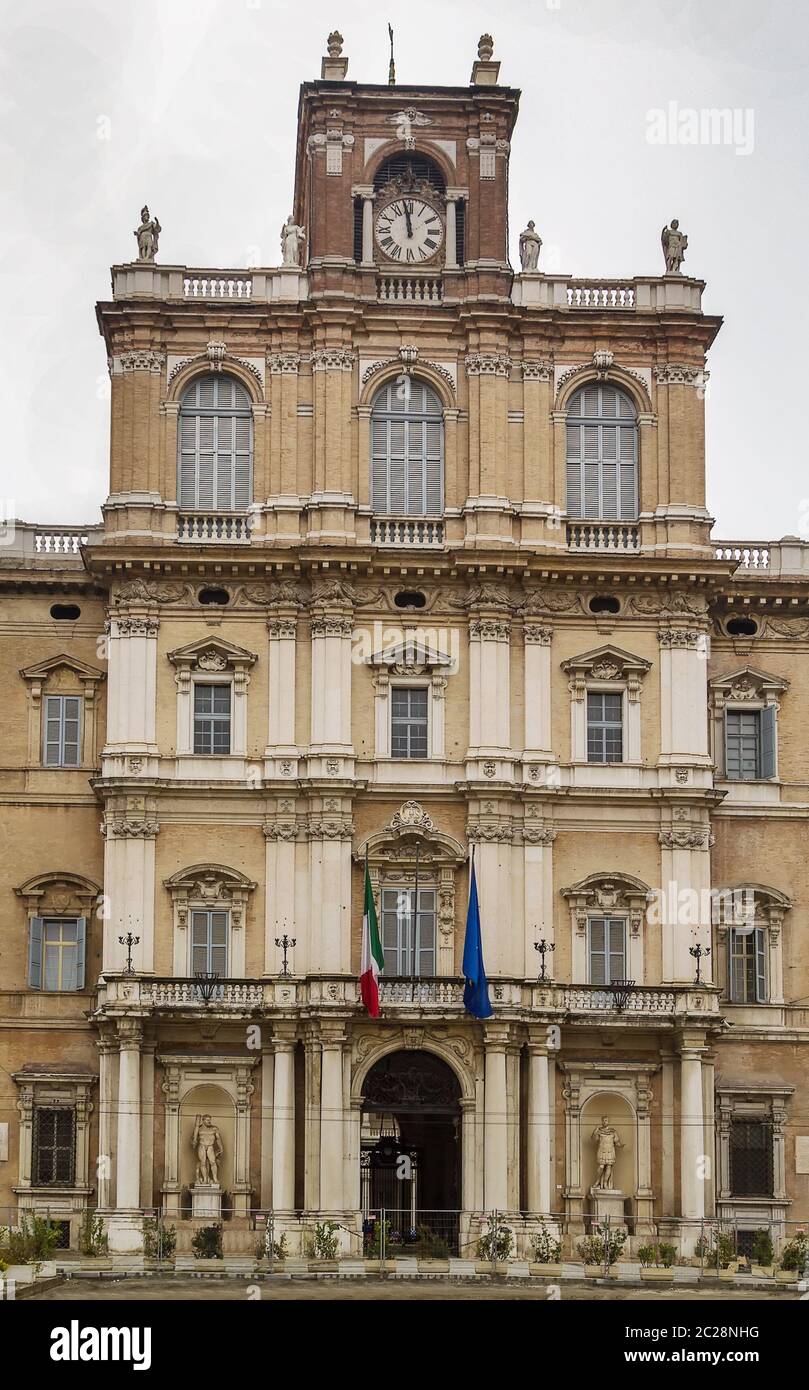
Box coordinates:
[566,423,582,517]
[28,916,43,988]
[424,419,443,514]
[608,919,626,981]
[62,696,81,765]
[619,425,637,519]
[760,704,776,779]
[370,382,443,517]
[755,926,767,1003]
[75,917,87,991]
[388,419,406,513]
[589,918,606,985]
[371,416,389,511]
[724,711,741,779]
[600,424,618,519]
[197,415,215,508]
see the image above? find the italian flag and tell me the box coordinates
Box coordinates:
[360,862,384,1017]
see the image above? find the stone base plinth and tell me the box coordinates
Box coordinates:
[106,1210,144,1253]
[191,1183,222,1220]
[589,1187,626,1224]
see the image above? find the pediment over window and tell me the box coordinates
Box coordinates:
[561,644,651,682]
[15,871,101,916]
[19,654,106,692]
[163,864,257,931]
[167,637,258,674]
[368,635,454,677]
[713,882,792,930]
[562,871,653,922]
[708,667,789,705]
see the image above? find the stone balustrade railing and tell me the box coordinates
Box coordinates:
[378,978,465,1007]
[0,521,104,564]
[177,512,252,543]
[714,538,809,577]
[370,517,445,546]
[567,521,640,552]
[110,263,309,304]
[377,274,443,304]
[512,274,705,312]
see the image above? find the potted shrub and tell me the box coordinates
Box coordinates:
[0,1214,60,1281]
[715,1230,737,1280]
[691,1232,711,1269]
[363,1217,389,1271]
[776,1229,807,1284]
[191,1222,223,1268]
[412,1225,450,1272]
[529,1220,562,1277]
[577,1225,626,1277]
[475,1222,514,1273]
[308,1219,340,1270]
[143,1217,176,1265]
[751,1229,774,1277]
[78,1210,110,1269]
[638,1242,676,1282]
[255,1229,288,1265]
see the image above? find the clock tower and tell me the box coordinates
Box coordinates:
[293,33,520,304]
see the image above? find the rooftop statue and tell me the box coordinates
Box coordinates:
[134,206,161,262]
[281,214,306,267]
[661,218,688,274]
[519,220,542,271]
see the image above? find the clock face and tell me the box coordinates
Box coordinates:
[374,197,444,264]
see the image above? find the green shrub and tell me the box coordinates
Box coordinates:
[309,1220,340,1260]
[752,1229,774,1266]
[143,1217,176,1260]
[191,1223,222,1259]
[577,1224,627,1267]
[637,1243,656,1267]
[715,1230,736,1269]
[477,1223,514,1261]
[78,1211,108,1257]
[658,1242,677,1268]
[0,1214,59,1266]
[779,1230,807,1272]
[256,1229,288,1261]
[530,1220,562,1264]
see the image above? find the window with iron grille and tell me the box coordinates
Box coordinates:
[43,694,81,766]
[588,917,627,984]
[371,379,443,517]
[193,683,231,755]
[730,1119,774,1197]
[390,687,428,758]
[33,1107,76,1186]
[566,384,637,521]
[178,374,253,512]
[587,691,623,763]
[380,886,436,976]
[728,925,768,1003]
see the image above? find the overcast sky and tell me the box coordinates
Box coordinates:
[1,0,807,538]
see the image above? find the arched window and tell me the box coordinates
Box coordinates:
[566,383,637,521]
[178,375,253,511]
[371,379,443,516]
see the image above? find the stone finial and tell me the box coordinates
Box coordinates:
[322,30,349,79]
[471,33,500,85]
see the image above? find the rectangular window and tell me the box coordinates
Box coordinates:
[729,1119,774,1197]
[390,687,429,759]
[28,917,86,991]
[43,695,81,766]
[728,926,767,1003]
[587,691,623,763]
[724,707,776,780]
[190,909,228,977]
[588,917,626,985]
[380,887,436,976]
[193,683,231,755]
[33,1107,75,1186]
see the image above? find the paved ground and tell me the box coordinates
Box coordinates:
[30,1276,792,1301]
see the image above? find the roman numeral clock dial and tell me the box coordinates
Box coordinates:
[374,198,444,264]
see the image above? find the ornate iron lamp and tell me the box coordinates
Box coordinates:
[117,932,140,976]
[194,971,221,1005]
[275,933,297,978]
[606,979,636,1013]
[533,938,556,982]
[689,942,711,985]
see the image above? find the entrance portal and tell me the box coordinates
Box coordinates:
[360,1050,461,1255]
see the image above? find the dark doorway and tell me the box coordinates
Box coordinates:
[360,1050,461,1255]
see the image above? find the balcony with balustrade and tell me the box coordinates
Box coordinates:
[512,274,705,313]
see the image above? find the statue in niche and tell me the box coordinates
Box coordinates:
[519,220,542,271]
[134,206,161,261]
[592,1115,623,1188]
[281,215,306,267]
[193,1113,224,1184]
[661,218,687,274]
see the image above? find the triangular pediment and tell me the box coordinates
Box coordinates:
[708,665,788,695]
[560,644,651,677]
[167,636,257,670]
[368,636,453,673]
[19,653,105,683]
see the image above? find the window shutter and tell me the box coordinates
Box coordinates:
[754,926,767,1003]
[601,426,618,519]
[62,696,81,766]
[406,421,425,514]
[28,916,43,988]
[760,704,776,779]
[619,426,637,519]
[75,917,87,990]
[608,919,626,981]
[589,919,606,985]
[724,711,739,780]
[388,420,406,513]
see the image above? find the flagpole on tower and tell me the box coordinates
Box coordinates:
[388,23,396,85]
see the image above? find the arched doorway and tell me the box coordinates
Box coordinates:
[360,1050,461,1255]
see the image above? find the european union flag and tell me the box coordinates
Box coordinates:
[462,853,493,1019]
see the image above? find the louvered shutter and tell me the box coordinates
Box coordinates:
[424,419,443,514]
[233,414,252,510]
[406,421,425,514]
[75,917,87,990]
[566,385,637,521]
[215,415,234,509]
[197,416,215,508]
[179,414,198,506]
[755,926,767,1003]
[178,374,253,513]
[371,416,390,510]
[388,419,406,513]
[608,919,626,981]
[370,380,443,517]
[28,916,43,988]
[43,696,63,765]
[62,696,81,766]
[760,704,776,779]
[589,919,606,985]
[619,425,637,519]
[601,424,618,519]
[583,425,600,518]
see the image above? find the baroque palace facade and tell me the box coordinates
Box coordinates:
[1,33,808,1257]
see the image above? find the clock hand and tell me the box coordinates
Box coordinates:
[404,205,413,238]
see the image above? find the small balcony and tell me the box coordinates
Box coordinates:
[177,512,252,543]
[378,978,465,1008]
[566,521,640,552]
[377,274,443,304]
[370,516,445,546]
